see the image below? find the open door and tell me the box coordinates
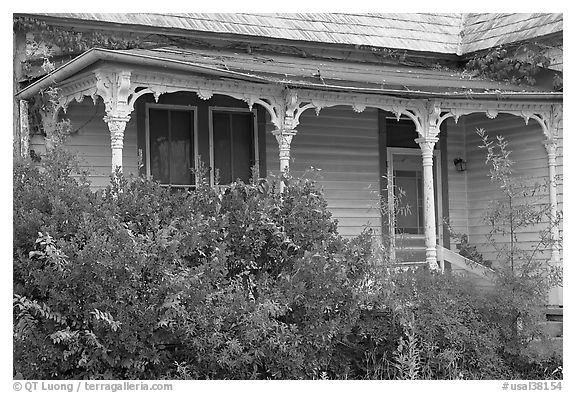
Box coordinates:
[387,148,442,262]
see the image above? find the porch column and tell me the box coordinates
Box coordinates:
[271,128,297,192]
[104,115,130,172]
[95,70,134,173]
[415,136,439,270]
[272,128,297,173]
[544,139,561,264]
[18,99,30,158]
[544,139,562,305]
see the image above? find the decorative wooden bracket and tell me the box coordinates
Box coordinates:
[268,89,317,176]
[94,70,138,172]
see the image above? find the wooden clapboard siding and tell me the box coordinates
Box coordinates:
[61,100,138,188]
[29,134,46,156]
[265,106,381,237]
[445,118,469,242]
[463,113,552,267]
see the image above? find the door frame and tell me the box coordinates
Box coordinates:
[386,147,443,259]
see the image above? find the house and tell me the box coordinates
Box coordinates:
[13,13,563,306]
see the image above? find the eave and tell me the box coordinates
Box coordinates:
[15,47,562,103]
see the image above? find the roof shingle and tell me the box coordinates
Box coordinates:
[25,13,563,55]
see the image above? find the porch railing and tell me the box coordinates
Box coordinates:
[436,245,496,282]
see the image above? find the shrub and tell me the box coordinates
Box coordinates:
[13,153,561,380]
[13,156,372,379]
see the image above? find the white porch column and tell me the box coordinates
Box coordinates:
[104,115,130,172]
[95,70,134,174]
[18,99,30,158]
[271,128,297,174]
[544,139,562,305]
[544,139,560,263]
[270,90,306,192]
[415,136,439,270]
[271,128,297,192]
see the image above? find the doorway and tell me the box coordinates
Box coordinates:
[386,148,442,262]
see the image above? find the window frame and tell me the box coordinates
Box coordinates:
[144,103,198,188]
[208,106,259,186]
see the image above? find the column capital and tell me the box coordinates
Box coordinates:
[415,136,439,144]
[543,138,558,158]
[104,116,130,171]
[103,114,131,124]
[106,120,128,150]
[95,70,134,120]
[272,128,298,143]
[415,136,439,156]
[272,128,297,174]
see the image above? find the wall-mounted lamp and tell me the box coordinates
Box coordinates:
[453,157,467,172]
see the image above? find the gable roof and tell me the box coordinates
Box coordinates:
[27,13,464,54]
[23,13,562,56]
[461,13,563,53]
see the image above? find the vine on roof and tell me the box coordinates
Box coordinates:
[14,16,144,59]
[465,42,562,90]
[14,16,149,137]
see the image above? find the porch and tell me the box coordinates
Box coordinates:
[17,47,563,304]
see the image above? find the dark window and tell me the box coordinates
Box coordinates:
[212,110,256,184]
[393,169,424,234]
[148,107,195,186]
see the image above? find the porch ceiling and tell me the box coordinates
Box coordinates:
[16,47,562,102]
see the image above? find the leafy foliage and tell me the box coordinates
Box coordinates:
[466,42,563,90]
[476,128,560,277]
[14,151,561,379]
[14,16,143,65]
[465,42,561,88]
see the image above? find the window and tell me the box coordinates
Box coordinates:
[393,169,424,234]
[210,108,258,185]
[146,104,197,186]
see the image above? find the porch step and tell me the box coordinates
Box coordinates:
[526,337,563,362]
[393,261,428,267]
[391,260,429,272]
[542,321,563,338]
[546,306,563,322]
[395,247,426,264]
[395,235,426,248]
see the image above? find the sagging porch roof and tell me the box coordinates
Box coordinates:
[16,47,563,102]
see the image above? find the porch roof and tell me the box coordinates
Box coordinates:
[16,46,563,102]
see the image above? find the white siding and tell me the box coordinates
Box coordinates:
[266,106,381,237]
[445,118,469,241]
[462,113,552,267]
[31,100,138,189]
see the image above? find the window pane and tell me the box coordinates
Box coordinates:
[394,173,420,234]
[169,110,193,185]
[231,112,254,183]
[149,108,170,184]
[213,112,232,184]
[149,107,194,186]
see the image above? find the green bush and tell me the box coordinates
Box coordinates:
[13,153,561,380]
[13,153,366,379]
